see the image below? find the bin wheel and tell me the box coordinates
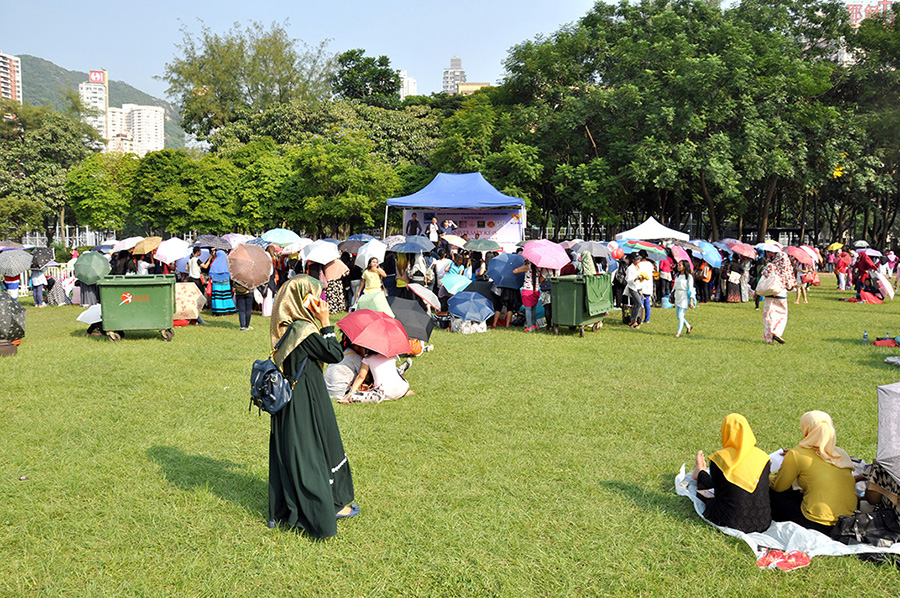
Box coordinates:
[161,328,175,342]
[553,325,559,336]
[579,327,585,338]
[107,331,122,342]
[592,322,602,331]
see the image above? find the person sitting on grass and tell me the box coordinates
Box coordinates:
[769,411,857,535]
[342,350,414,402]
[691,413,772,533]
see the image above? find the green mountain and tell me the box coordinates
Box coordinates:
[19,54,185,150]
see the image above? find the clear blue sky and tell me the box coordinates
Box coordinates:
[5,0,597,101]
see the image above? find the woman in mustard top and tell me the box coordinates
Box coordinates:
[359,257,386,297]
[769,411,857,534]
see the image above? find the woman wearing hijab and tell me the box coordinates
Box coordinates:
[769,411,857,534]
[691,414,771,532]
[268,275,358,537]
[209,250,237,316]
[759,250,795,344]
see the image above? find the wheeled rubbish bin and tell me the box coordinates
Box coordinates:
[98,275,176,342]
[549,274,613,336]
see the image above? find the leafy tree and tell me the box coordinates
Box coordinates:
[0,99,100,242]
[163,20,334,138]
[331,49,402,109]
[131,149,192,233]
[274,132,399,236]
[66,153,139,231]
[0,197,45,240]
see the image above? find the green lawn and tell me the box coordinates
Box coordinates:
[3,274,900,597]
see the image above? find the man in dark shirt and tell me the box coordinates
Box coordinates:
[405,212,422,236]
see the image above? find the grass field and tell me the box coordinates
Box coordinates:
[3,274,900,597]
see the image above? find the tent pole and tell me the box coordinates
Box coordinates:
[383,205,389,238]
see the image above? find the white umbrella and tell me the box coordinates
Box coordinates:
[282,239,313,255]
[155,238,191,265]
[355,239,387,269]
[76,304,102,325]
[408,283,439,310]
[854,240,870,248]
[112,236,144,252]
[303,240,341,265]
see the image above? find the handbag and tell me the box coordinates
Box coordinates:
[831,509,900,547]
[755,273,784,297]
[249,324,309,415]
[521,289,540,307]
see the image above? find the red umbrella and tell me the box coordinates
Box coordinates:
[785,246,815,266]
[337,309,410,357]
[671,246,693,268]
[727,242,757,260]
[522,240,570,270]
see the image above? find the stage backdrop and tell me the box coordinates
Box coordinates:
[403,209,525,248]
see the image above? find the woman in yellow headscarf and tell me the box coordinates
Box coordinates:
[267,275,359,538]
[769,411,857,534]
[691,414,772,532]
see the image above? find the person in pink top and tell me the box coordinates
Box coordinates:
[658,255,674,302]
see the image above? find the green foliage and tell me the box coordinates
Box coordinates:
[163,20,334,138]
[0,196,45,239]
[66,153,139,230]
[331,48,402,109]
[274,132,400,236]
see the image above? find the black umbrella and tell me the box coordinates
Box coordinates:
[193,235,231,252]
[30,247,54,269]
[0,249,33,277]
[338,239,366,254]
[0,292,25,342]
[386,296,434,341]
[463,280,495,302]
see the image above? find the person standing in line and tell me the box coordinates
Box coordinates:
[624,253,646,328]
[30,266,47,307]
[234,282,253,331]
[672,260,695,337]
[759,249,795,344]
[405,212,421,237]
[637,250,655,323]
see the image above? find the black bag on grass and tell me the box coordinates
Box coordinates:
[831,509,900,547]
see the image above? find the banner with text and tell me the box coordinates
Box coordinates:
[403,209,526,249]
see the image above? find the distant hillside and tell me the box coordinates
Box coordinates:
[19,55,185,150]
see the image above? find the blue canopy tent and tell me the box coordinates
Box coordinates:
[384,173,526,242]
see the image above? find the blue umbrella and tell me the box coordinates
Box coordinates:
[448,292,495,322]
[390,242,425,254]
[711,241,733,256]
[486,252,525,289]
[246,237,271,249]
[405,235,434,252]
[175,249,209,274]
[348,234,376,242]
[90,244,115,254]
[689,240,722,269]
[440,273,472,295]
[321,238,341,245]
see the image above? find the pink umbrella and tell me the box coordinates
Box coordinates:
[671,245,693,267]
[728,242,757,260]
[785,246,815,266]
[800,245,819,263]
[523,240,570,270]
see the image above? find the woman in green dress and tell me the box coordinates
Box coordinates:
[268,275,357,537]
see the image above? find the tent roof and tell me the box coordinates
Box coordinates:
[615,217,689,241]
[387,173,525,209]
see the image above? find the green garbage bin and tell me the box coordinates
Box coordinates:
[550,274,612,336]
[98,275,176,342]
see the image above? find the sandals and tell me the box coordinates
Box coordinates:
[336,503,361,520]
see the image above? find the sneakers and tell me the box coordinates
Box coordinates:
[423,344,434,352]
[397,357,412,375]
[239,326,254,332]
[524,326,538,333]
[756,549,810,571]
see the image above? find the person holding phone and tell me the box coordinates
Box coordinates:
[268,275,358,537]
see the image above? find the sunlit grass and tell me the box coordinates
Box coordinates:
[2,274,899,596]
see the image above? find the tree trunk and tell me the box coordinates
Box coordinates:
[699,171,720,241]
[738,214,743,240]
[798,193,808,243]
[813,192,819,245]
[756,175,778,242]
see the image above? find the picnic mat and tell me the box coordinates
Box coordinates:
[675,465,900,562]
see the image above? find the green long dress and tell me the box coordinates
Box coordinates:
[268,325,354,538]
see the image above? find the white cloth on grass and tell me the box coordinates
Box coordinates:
[675,465,900,559]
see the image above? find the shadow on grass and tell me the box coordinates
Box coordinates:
[147,446,267,518]
[597,475,702,527]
